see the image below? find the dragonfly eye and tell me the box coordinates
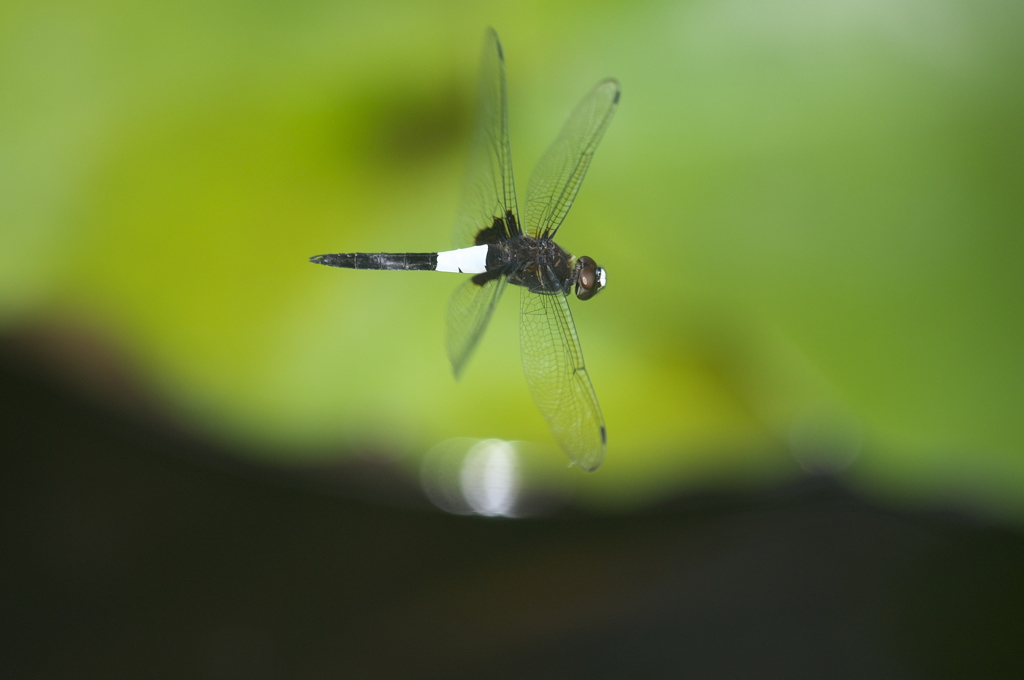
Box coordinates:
[575,256,605,301]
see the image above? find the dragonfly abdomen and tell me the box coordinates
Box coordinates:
[309,244,493,274]
[310,252,438,271]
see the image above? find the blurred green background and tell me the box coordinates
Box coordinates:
[2,0,1022,517]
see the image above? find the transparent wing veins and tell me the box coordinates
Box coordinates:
[446,275,508,379]
[520,287,606,471]
[524,78,620,240]
[452,28,520,249]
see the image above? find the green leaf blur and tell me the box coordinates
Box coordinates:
[2,0,1022,516]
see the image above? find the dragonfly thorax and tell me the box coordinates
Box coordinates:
[502,235,575,295]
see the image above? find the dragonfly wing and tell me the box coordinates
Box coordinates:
[520,286,606,471]
[524,78,620,240]
[446,274,509,379]
[452,28,521,250]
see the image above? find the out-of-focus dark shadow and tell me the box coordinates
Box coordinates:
[2,348,1022,680]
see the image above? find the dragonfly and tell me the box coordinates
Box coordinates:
[311,29,619,472]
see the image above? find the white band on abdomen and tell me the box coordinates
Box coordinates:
[435,244,489,273]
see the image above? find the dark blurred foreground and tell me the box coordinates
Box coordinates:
[3,351,1023,680]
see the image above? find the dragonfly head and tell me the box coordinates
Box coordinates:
[574,256,606,301]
